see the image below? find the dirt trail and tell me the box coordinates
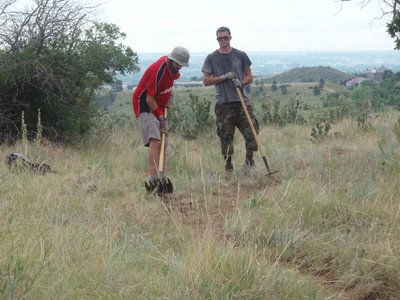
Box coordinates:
[158,170,354,299]
[160,171,282,236]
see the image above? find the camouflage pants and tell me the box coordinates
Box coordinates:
[214,101,259,156]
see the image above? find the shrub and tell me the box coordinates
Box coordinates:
[392,118,400,145]
[260,95,305,126]
[309,109,332,142]
[169,93,213,139]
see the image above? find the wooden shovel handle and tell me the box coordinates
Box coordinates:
[235,87,265,157]
[235,87,275,174]
[158,107,167,172]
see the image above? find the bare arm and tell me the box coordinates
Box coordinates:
[203,72,226,86]
[146,95,158,111]
[241,67,253,86]
[146,95,164,118]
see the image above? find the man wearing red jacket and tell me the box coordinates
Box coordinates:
[133,46,190,185]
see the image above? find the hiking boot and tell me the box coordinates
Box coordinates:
[242,159,255,174]
[225,161,234,173]
[224,155,234,173]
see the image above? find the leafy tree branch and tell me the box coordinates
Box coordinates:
[340,0,400,49]
[0,0,139,142]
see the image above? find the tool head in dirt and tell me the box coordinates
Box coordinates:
[266,169,280,176]
[261,156,280,176]
[144,175,173,195]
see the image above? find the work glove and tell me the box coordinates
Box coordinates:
[221,72,235,81]
[159,117,169,136]
[232,78,242,88]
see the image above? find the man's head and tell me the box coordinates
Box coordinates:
[167,46,190,74]
[216,26,232,46]
[168,46,190,67]
[216,26,231,36]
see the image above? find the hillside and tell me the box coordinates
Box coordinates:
[2,110,400,299]
[99,81,349,117]
[263,66,352,84]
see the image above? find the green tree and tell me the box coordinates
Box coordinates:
[279,84,288,95]
[313,85,321,96]
[382,69,394,80]
[271,81,278,92]
[0,0,139,142]
[112,80,124,92]
[319,78,325,88]
[341,1,400,49]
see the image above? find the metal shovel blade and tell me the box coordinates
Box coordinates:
[144,180,155,193]
[144,176,173,195]
[159,177,173,194]
[262,156,280,176]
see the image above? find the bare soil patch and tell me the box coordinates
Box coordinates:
[159,170,283,236]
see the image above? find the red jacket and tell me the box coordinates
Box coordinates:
[133,56,180,118]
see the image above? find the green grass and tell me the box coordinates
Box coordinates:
[2,90,400,298]
[102,82,347,120]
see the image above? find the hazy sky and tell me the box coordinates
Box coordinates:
[98,0,395,53]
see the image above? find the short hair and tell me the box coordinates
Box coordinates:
[216,26,231,36]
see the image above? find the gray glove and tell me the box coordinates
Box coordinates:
[159,117,169,136]
[221,72,235,81]
[166,95,173,109]
[232,78,242,88]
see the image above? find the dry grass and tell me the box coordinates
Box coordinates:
[1,112,400,299]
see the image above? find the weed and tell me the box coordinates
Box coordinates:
[35,109,43,147]
[392,118,400,145]
[309,109,332,142]
[260,94,305,126]
[169,93,213,139]
[357,112,372,131]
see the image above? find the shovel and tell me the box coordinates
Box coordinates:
[144,107,174,194]
[235,86,279,176]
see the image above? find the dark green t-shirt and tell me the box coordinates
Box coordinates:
[202,48,252,102]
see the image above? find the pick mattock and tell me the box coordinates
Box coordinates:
[144,107,174,194]
[235,86,279,176]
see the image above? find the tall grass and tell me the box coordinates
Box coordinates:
[1,111,400,299]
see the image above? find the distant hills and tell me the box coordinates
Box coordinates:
[262,66,353,84]
[123,51,400,85]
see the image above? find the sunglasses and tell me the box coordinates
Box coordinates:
[217,36,231,41]
[172,61,182,67]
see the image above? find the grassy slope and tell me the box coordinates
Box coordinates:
[1,86,400,299]
[106,82,348,118]
[106,65,351,116]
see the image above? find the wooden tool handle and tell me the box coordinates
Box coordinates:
[235,87,265,157]
[158,107,167,172]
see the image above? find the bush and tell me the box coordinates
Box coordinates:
[260,95,305,126]
[169,93,213,140]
